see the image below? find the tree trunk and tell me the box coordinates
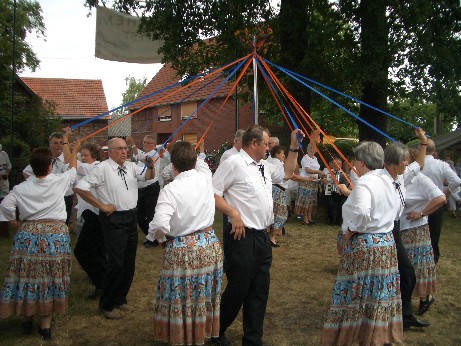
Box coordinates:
[358,0,390,146]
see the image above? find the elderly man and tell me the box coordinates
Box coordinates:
[220,129,245,164]
[126,135,161,248]
[74,138,154,320]
[422,139,461,264]
[23,132,74,225]
[212,125,304,346]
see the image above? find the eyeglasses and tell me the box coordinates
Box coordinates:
[110,146,128,151]
[143,141,155,145]
[50,141,63,146]
[254,139,269,147]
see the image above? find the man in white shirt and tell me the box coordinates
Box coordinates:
[74,138,154,320]
[23,132,74,225]
[422,139,461,263]
[127,135,161,248]
[212,125,304,346]
[219,129,245,164]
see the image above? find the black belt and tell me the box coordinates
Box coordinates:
[139,181,159,190]
[113,208,137,214]
[244,227,266,233]
[273,184,286,191]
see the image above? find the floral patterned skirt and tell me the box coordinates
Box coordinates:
[294,180,318,214]
[272,185,288,231]
[321,232,403,346]
[0,220,71,318]
[153,230,223,345]
[401,223,436,297]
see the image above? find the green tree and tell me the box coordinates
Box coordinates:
[0,0,60,154]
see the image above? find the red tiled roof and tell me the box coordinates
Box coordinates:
[130,64,234,110]
[20,77,109,119]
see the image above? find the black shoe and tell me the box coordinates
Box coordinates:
[143,239,159,248]
[271,241,280,248]
[418,296,435,315]
[21,320,33,335]
[39,328,52,340]
[87,287,103,299]
[281,227,286,235]
[403,315,430,331]
[211,335,231,346]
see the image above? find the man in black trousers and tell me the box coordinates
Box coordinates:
[212,126,304,346]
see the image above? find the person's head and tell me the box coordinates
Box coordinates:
[306,143,316,157]
[426,139,436,155]
[170,141,197,174]
[80,143,100,164]
[268,137,279,150]
[330,157,342,171]
[30,147,52,177]
[48,132,64,158]
[233,129,245,151]
[242,125,270,162]
[270,145,286,162]
[142,135,156,152]
[108,138,128,165]
[408,148,418,163]
[384,142,409,176]
[353,141,384,176]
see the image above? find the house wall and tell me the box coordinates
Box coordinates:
[130,98,261,150]
[63,119,109,147]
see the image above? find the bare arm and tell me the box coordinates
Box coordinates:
[284,129,305,179]
[414,128,428,170]
[62,127,78,169]
[126,136,139,155]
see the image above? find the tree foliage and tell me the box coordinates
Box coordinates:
[84,0,461,144]
[0,0,60,155]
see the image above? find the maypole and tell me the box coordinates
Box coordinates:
[253,34,259,124]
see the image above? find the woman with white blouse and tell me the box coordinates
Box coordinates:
[0,128,78,341]
[147,141,223,345]
[321,141,403,346]
[400,148,446,315]
[295,143,325,225]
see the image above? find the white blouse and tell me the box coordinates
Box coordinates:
[300,154,320,178]
[0,168,77,221]
[147,159,214,242]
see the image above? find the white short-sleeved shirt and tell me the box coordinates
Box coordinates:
[300,154,320,178]
[134,149,160,188]
[267,156,288,189]
[147,159,214,242]
[75,158,144,211]
[213,149,284,230]
[341,169,399,234]
[400,173,444,231]
[0,168,77,221]
[75,160,100,218]
[220,146,239,164]
[422,155,461,200]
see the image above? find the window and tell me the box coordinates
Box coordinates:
[183,133,197,146]
[181,102,198,120]
[158,106,171,122]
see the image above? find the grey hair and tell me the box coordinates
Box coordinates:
[48,132,63,142]
[269,137,279,145]
[353,141,384,170]
[234,129,245,142]
[384,142,409,166]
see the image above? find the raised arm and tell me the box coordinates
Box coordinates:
[414,128,428,170]
[284,129,305,179]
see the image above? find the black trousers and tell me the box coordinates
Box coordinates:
[428,206,444,264]
[64,194,74,225]
[74,210,107,289]
[392,222,416,316]
[326,192,347,224]
[137,182,160,235]
[220,222,272,346]
[98,209,138,311]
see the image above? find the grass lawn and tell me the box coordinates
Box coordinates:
[0,208,460,345]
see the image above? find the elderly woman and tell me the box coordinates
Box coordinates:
[147,141,223,345]
[400,148,446,316]
[295,143,325,225]
[321,141,403,346]
[266,145,288,247]
[0,129,77,341]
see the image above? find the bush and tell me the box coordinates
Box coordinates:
[0,136,30,160]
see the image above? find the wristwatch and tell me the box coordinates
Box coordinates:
[289,148,301,153]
